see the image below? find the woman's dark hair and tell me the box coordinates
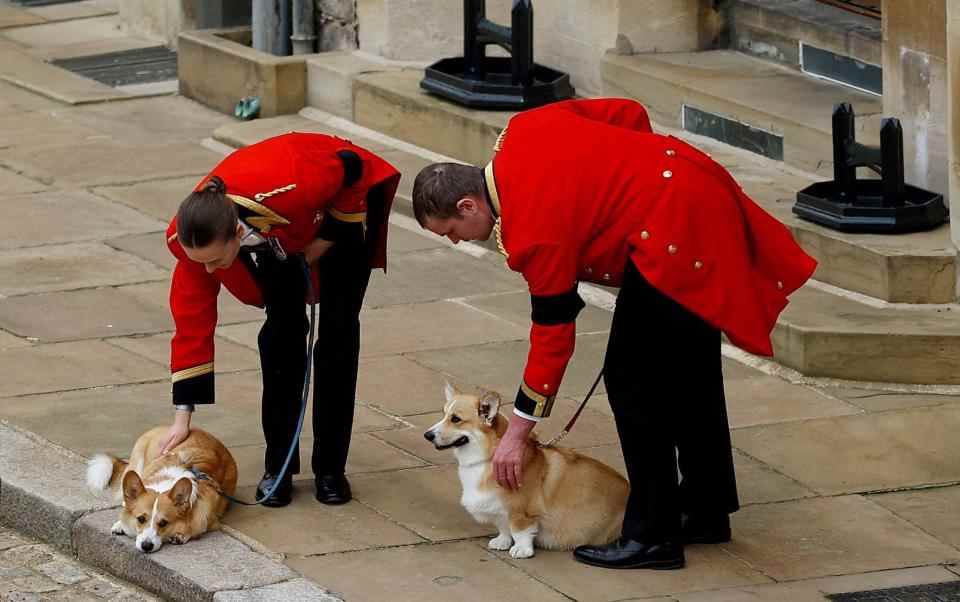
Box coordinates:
[176,176,238,248]
[412,163,485,225]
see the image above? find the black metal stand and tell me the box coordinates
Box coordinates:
[420,0,574,110]
[794,103,946,233]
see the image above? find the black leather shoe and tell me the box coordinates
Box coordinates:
[573,538,685,570]
[315,473,351,505]
[682,513,731,544]
[256,472,293,508]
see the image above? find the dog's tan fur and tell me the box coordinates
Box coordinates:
[85,427,237,553]
[425,383,628,558]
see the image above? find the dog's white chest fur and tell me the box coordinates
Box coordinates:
[458,462,504,524]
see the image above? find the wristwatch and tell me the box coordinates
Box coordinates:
[174,404,195,413]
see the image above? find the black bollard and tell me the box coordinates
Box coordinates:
[420,0,574,110]
[794,104,946,233]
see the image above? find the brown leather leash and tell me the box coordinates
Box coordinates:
[537,368,604,448]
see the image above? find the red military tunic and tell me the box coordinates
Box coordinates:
[485,98,817,418]
[167,132,400,404]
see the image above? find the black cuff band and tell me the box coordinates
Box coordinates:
[337,150,362,188]
[514,383,556,418]
[172,372,214,405]
[531,287,585,325]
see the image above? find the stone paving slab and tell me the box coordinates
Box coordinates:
[363,247,526,308]
[0,190,164,251]
[409,333,608,401]
[672,566,960,602]
[107,334,260,377]
[369,412,459,467]
[722,495,960,581]
[0,329,30,350]
[124,281,264,327]
[0,423,112,550]
[0,286,173,341]
[386,226,446,255]
[0,140,220,188]
[0,16,126,49]
[351,465,494,541]
[69,97,234,145]
[106,231,177,270]
[213,578,342,601]
[0,6,44,30]
[75,510,298,602]
[0,48,137,104]
[732,405,960,495]
[286,540,571,602]
[0,340,162,398]
[224,480,424,556]
[0,242,167,297]
[491,542,770,601]
[0,80,57,116]
[869,485,960,551]
[723,374,861,428]
[0,165,48,194]
[357,354,456,416]
[461,289,615,334]
[0,110,107,150]
[829,387,960,412]
[94,175,204,222]
[22,0,116,22]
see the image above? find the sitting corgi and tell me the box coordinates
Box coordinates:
[424,382,628,559]
[85,426,238,553]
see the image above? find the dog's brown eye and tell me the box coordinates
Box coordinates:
[451,415,462,423]
[137,515,146,524]
[158,519,168,529]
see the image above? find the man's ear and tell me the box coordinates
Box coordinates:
[478,391,502,426]
[455,196,478,216]
[234,222,244,240]
[122,471,145,504]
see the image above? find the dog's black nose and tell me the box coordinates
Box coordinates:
[140,541,154,552]
[423,430,435,442]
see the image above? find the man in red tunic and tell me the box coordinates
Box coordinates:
[412,98,816,569]
[162,132,400,507]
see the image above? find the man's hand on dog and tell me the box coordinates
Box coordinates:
[494,415,536,490]
[160,409,193,455]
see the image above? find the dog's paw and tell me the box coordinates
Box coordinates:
[111,521,126,536]
[488,534,512,551]
[168,533,190,545]
[509,543,534,559]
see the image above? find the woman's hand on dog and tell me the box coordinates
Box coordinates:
[494,415,536,490]
[160,410,193,455]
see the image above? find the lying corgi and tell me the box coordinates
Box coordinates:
[85,426,238,553]
[424,383,629,559]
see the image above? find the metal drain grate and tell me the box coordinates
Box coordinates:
[11,0,86,6]
[51,46,177,87]
[828,581,960,601]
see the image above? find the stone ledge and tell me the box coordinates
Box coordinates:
[213,579,343,601]
[0,422,112,551]
[75,510,298,602]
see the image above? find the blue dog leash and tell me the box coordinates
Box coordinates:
[193,257,315,506]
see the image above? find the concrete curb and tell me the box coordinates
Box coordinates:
[0,422,342,601]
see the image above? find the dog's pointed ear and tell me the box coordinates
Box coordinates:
[169,477,193,509]
[478,391,502,425]
[122,471,144,504]
[443,381,459,409]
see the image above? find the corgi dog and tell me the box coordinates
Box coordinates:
[85,426,238,553]
[424,383,629,559]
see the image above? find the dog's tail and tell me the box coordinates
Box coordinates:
[86,453,127,496]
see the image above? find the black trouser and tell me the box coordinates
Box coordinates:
[252,231,371,477]
[603,261,739,542]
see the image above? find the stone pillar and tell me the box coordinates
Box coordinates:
[949,0,960,246]
[882,0,948,202]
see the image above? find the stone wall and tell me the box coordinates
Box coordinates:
[316,0,358,51]
[356,0,715,96]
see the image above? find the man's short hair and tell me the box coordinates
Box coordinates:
[412,163,484,225]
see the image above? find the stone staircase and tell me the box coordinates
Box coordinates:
[300,29,959,385]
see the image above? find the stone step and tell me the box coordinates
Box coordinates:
[600,49,881,177]
[316,64,954,304]
[773,285,960,385]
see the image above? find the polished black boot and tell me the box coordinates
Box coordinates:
[315,473,352,505]
[256,472,293,508]
[682,513,731,544]
[573,538,685,570]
